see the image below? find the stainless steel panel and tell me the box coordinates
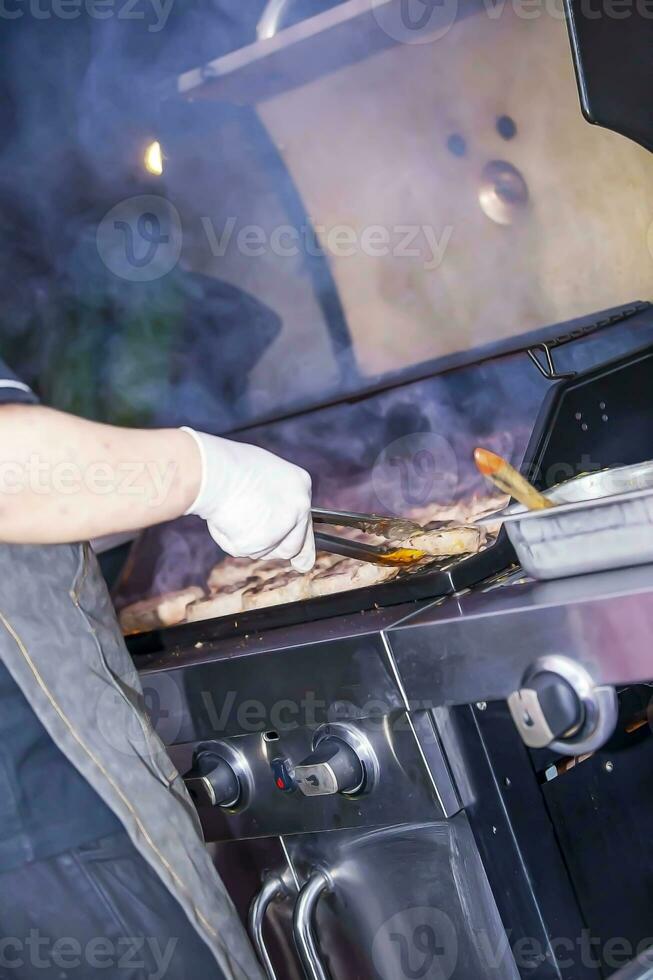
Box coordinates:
[283,818,519,980]
[140,608,412,744]
[167,711,452,840]
[403,709,462,818]
[387,563,653,707]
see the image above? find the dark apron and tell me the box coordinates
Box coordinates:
[0,541,262,980]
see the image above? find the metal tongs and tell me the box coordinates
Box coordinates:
[312,507,429,567]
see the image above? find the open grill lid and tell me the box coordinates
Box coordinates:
[564,2,653,153]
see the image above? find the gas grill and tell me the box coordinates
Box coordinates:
[125,9,653,980]
[128,307,653,980]
[126,300,653,654]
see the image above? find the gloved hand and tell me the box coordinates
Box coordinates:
[181,427,315,573]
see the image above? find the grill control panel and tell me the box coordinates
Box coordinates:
[508,655,618,756]
[183,741,250,810]
[294,735,365,797]
[168,713,452,840]
[292,723,378,798]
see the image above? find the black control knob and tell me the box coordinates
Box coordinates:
[509,656,618,757]
[184,749,241,808]
[508,667,585,749]
[529,671,584,740]
[294,736,365,797]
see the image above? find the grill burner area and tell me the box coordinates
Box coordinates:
[120,494,505,636]
[124,309,653,657]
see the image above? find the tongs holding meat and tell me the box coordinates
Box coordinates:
[312,507,423,539]
[312,507,429,567]
[312,507,486,568]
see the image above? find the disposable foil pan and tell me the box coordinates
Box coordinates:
[484,460,653,580]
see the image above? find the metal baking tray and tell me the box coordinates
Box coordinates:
[484,461,653,580]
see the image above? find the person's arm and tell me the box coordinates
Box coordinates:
[0,405,315,572]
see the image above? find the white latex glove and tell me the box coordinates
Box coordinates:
[181,427,315,573]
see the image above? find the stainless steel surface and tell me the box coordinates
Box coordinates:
[312,507,423,540]
[155,606,462,839]
[149,605,460,835]
[137,561,653,973]
[387,562,653,707]
[141,605,415,741]
[283,820,519,979]
[292,871,332,980]
[166,711,455,841]
[248,875,290,980]
[480,462,653,580]
[144,563,653,837]
[403,709,462,818]
[507,654,619,756]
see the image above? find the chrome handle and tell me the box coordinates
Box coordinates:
[292,870,331,980]
[248,875,287,980]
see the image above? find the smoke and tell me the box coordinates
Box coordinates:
[2,1,648,440]
[4,4,653,607]
[0,4,287,425]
